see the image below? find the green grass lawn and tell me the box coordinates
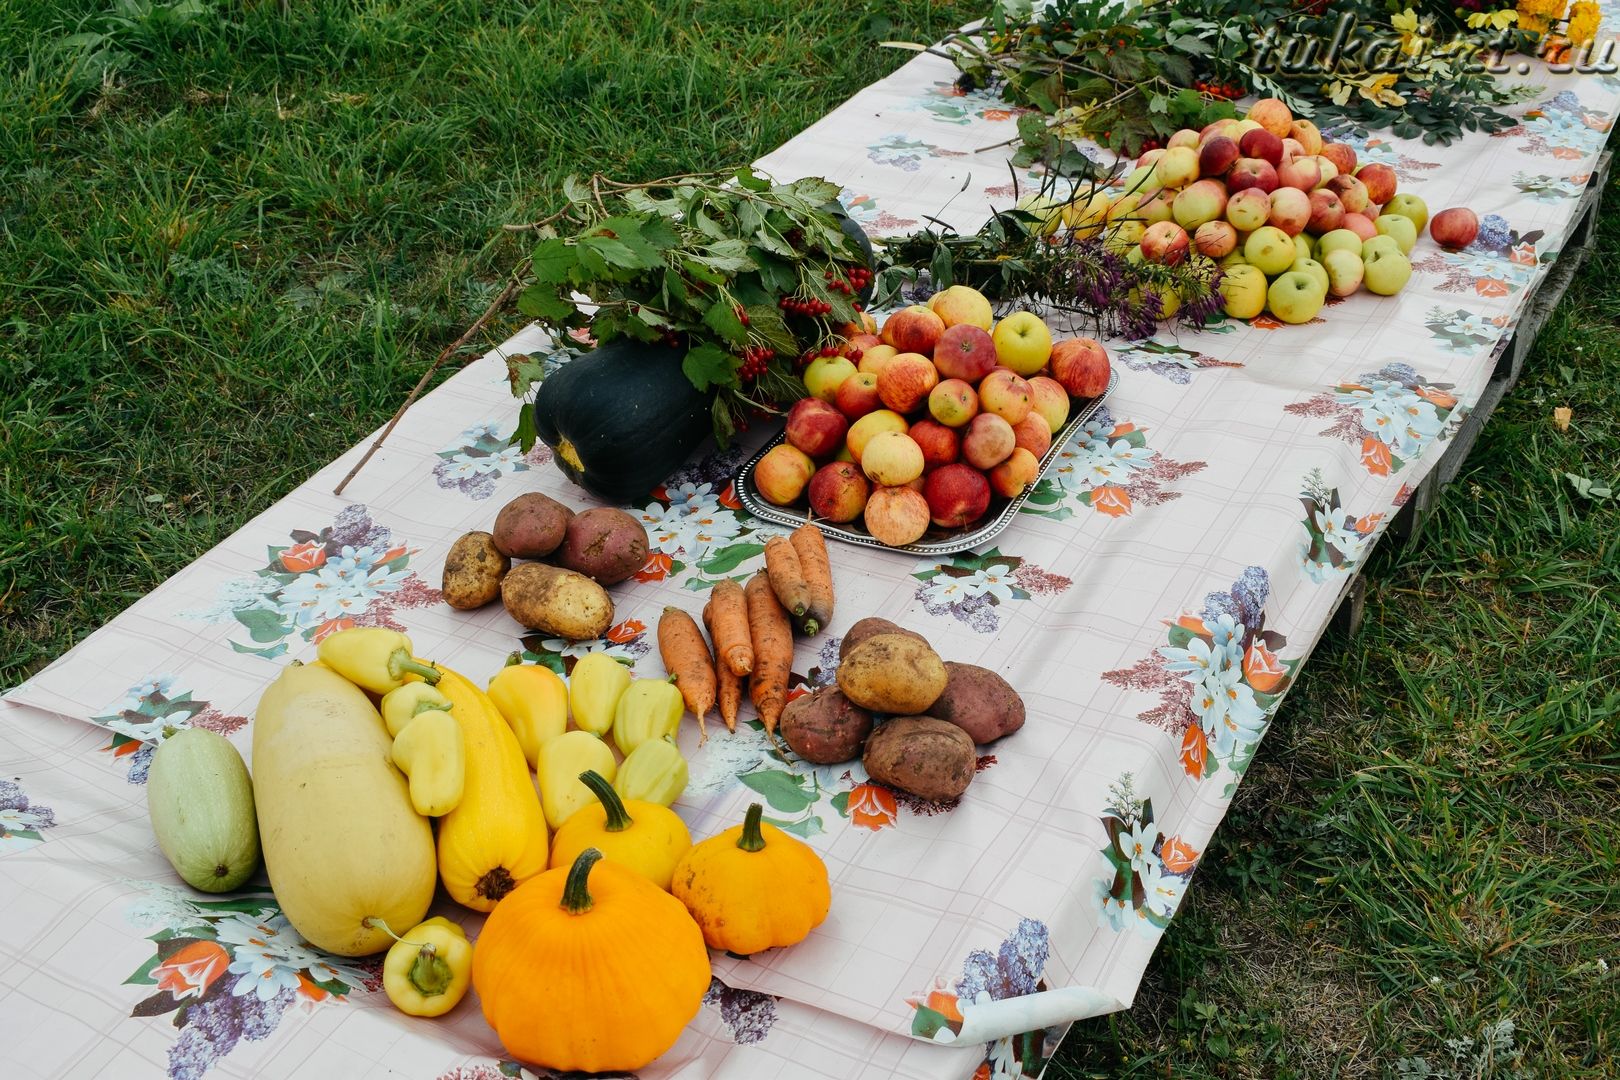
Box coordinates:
[3,2,1616,1076]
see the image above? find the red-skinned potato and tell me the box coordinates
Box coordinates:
[555,507,649,585]
[492,493,573,559]
[863,716,976,802]
[929,663,1025,744]
[780,688,874,764]
[838,617,929,659]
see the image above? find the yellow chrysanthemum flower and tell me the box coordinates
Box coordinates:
[1567,0,1601,43]
[1517,0,1568,19]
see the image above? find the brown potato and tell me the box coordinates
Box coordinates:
[501,563,614,640]
[838,616,929,659]
[930,662,1026,744]
[836,634,948,715]
[780,687,873,765]
[442,531,509,610]
[863,716,976,802]
[556,507,650,585]
[492,492,573,559]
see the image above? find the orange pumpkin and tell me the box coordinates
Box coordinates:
[472,848,710,1072]
[671,802,830,954]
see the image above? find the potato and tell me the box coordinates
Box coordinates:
[838,617,929,660]
[442,531,509,610]
[930,662,1026,744]
[556,507,650,585]
[501,563,614,640]
[780,687,873,765]
[492,492,573,559]
[836,634,948,715]
[863,716,976,802]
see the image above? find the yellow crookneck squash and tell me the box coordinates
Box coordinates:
[672,802,830,954]
[428,665,550,910]
[549,770,691,890]
[473,848,711,1073]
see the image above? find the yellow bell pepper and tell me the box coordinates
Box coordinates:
[381,916,472,1017]
[381,682,454,738]
[317,626,440,694]
[568,652,631,736]
[614,736,688,807]
[538,729,616,830]
[390,710,466,817]
[611,676,684,757]
[487,655,568,770]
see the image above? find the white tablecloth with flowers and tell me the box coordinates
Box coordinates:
[4,22,1618,1080]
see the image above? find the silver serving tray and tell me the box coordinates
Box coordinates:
[735,369,1118,554]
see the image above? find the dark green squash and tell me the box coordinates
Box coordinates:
[530,339,713,505]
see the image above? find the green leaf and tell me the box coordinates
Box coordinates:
[1564,473,1614,500]
[234,608,289,644]
[512,404,537,452]
[561,174,592,205]
[530,238,576,284]
[830,790,851,816]
[766,814,824,838]
[738,769,816,813]
[703,299,747,345]
[930,243,954,290]
[744,303,795,355]
[1166,624,1195,649]
[579,234,648,271]
[639,215,680,250]
[910,1004,954,1039]
[681,343,737,392]
[516,285,577,322]
[698,541,765,575]
[734,166,772,192]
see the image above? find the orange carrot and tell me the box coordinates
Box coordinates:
[703,599,742,733]
[659,606,716,743]
[708,578,753,677]
[744,570,793,738]
[763,535,810,619]
[789,523,834,637]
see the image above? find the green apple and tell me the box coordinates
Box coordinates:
[1383,193,1429,232]
[1292,234,1314,265]
[1362,246,1412,295]
[1219,248,1249,268]
[1293,257,1330,296]
[1267,271,1327,324]
[1321,248,1365,297]
[1374,213,1418,254]
[1244,226,1296,276]
[1361,234,1401,261]
[1316,228,1364,259]
[1219,264,1268,319]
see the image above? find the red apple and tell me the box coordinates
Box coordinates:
[1140,220,1191,266]
[1239,128,1284,167]
[1198,135,1240,178]
[1268,187,1312,236]
[933,323,999,382]
[1247,97,1294,138]
[1307,189,1346,235]
[1355,162,1397,205]
[1277,157,1324,192]
[754,444,815,506]
[1320,142,1358,178]
[1429,207,1480,250]
[1227,158,1279,195]
[928,378,979,428]
[808,461,870,523]
[1324,174,1370,214]
[784,398,849,459]
[978,369,1032,425]
[863,486,931,546]
[880,305,946,355]
[1341,212,1378,241]
[988,447,1040,499]
[1280,137,1306,164]
[1027,376,1070,433]
[1049,337,1110,397]
[1194,220,1238,258]
[834,371,882,420]
[908,418,960,471]
[923,464,992,528]
[961,413,1016,470]
[1012,412,1052,458]
[877,352,939,415]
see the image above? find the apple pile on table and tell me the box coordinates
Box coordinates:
[1103,97,1479,325]
[751,285,1110,547]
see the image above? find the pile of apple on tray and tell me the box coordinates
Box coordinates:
[742,285,1112,549]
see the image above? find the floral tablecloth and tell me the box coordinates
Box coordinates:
[5,27,1618,1080]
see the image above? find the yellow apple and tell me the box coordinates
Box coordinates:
[1219,264,1268,319]
[1267,271,1326,324]
[927,285,994,331]
[990,311,1053,376]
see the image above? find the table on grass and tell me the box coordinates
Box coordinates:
[4,37,1617,1080]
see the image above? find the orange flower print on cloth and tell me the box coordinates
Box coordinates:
[90,676,248,785]
[518,617,653,676]
[1103,568,1299,790]
[845,782,899,831]
[1094,775,1200,936]
[1298,468,1384,583]
[181,505,439,660]
[122,885,375,1080]
[634,448,785,591]
[1494,91,1610,159]
[1286,364,1460,477]
[0,778,57,854]
[907,918,1062,1078]
[1021,408,1207,521]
